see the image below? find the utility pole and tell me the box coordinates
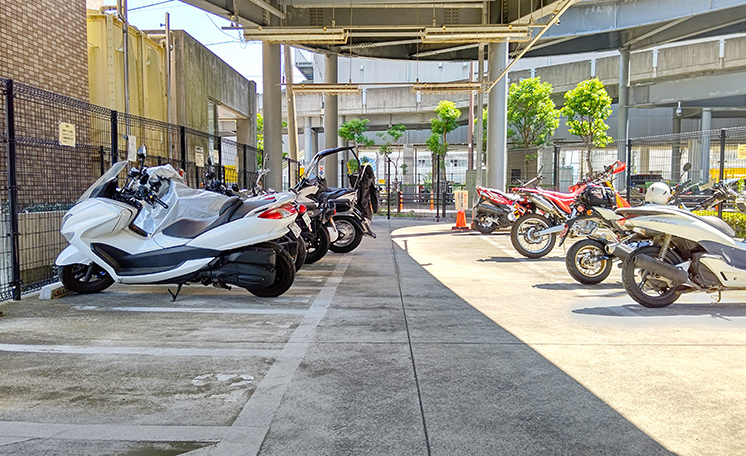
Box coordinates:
[284,45,299,186]
[117,0,130,147]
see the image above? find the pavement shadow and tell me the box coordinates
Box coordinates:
[574,302,746,318]
[385,241,674,455]
[478,255,563,263]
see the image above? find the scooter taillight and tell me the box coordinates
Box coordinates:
[298,204,307,214]
[258,203,297,219]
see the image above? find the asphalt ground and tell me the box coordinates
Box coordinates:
[0,217,745,455]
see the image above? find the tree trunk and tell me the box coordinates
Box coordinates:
[585,147,593,176]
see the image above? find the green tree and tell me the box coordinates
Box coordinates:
[562,78,613,176]
[377,123,407,183]
[427,100,462,193]
[507,77,559,149]
[338,118,375,148]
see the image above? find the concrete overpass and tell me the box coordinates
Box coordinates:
[181,0,746,190]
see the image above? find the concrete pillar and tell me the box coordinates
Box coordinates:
[263,42,283,191]
[616,48,630,188]
[672,111,682,180]
[701,108,712,182]
[486,42,508,190]
[304,117,314,167]
[323,53,339,187]
[236,118,256,174]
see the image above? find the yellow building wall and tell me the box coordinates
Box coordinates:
[87,10,167,122]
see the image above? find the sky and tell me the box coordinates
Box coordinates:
[126,0,303,93]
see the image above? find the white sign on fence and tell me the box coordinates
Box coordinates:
[454,190,468,212]
[58,122,76,147]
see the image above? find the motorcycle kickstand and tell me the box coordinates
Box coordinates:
[710,290,722,303]
[168,283,183,302]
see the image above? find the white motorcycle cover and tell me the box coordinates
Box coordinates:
[132,165,231,234]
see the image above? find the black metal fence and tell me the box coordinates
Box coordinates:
[0,78,260,301]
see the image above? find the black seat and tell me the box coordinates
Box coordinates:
[699,215,736,238]
[163,197,242,239]
[229,198,277,222]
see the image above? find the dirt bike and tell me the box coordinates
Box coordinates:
[509,161,628,259]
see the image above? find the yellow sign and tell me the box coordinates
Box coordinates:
[738,144,746,160]
[378,179,386,185]
[224,165,237,183]
[58,122,76,147]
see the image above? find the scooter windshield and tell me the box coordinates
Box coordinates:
[77,161,128,203]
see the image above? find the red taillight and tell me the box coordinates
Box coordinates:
[258,203,297,220]
[298,204,307,214]
[333,208,337,215]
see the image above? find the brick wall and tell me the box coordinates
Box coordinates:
[0,0,89,101]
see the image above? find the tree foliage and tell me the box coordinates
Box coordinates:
[377,123,407,182]
[427,100,461,160]
[562,78,613,175]
[338,118,375,148]
[507,77,560,149]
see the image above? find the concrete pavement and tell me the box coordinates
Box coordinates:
[1,218,743,454]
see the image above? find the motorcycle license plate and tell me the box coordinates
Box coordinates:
[302,212,311,226]
[289,223,301,237]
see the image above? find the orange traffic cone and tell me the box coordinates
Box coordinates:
[452,209,469,230]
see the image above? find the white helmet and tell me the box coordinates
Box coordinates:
[646,182,671,204]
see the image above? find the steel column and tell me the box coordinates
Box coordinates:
[5,80,21,300]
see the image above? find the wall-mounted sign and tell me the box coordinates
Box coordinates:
[212,150,220,165]
[58,122,76,147]
[195,147,205,167]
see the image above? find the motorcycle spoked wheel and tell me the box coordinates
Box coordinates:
[302,225,331,264]
[473,213,499,234]
[510,213,556,259]
[248,248,296,298]
[621,245,683,308]
[329,219,363,253]
[565,239,613,285]
[60,263,114,294]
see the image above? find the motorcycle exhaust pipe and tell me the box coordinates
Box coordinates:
[529,194,557,215]
[535,224,565,237]
[633,253,688,284]
[607,242,633,260]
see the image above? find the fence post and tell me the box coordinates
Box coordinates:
[442,190,447,218]
[435,154,440,222]
[340,159,345,187]
[179,125,187,172]
[553,143,560,191]
[719,129,726,219]
[398,191,402,213]
[99,146,105,176]
[386,156,391,220]
[626,139,632,203]
[216,138,223,182]
[5,80,21,300]
[110,110,118,163]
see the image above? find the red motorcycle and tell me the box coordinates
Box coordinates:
[471,175,540,234]
[509,161,628,259]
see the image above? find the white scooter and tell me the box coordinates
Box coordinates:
[55,146,300,299]
[616,181,746,307]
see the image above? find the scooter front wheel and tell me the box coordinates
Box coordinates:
[60,263,114,294]
[510,213,556,258]
[565,239,613,284]
[248,248,296,298]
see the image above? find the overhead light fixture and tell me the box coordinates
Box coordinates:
[421,26,530,44]
[292,83,361,95]
[244,27,348,44]
[411,81,483,94]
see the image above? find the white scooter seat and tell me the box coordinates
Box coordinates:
[699,215,736,238]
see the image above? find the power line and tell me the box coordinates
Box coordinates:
[130,0,174,12]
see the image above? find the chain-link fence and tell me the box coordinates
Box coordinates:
[0,78,259,301]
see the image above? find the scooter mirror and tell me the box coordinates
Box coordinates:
[137,145,147,161]
[683,162,692,172]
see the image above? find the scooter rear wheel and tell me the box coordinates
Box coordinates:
[621,245,682,308]
[329,219,363,253]
[473,214,498,234]
[60,263,114,294]
[248,248,296,298]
